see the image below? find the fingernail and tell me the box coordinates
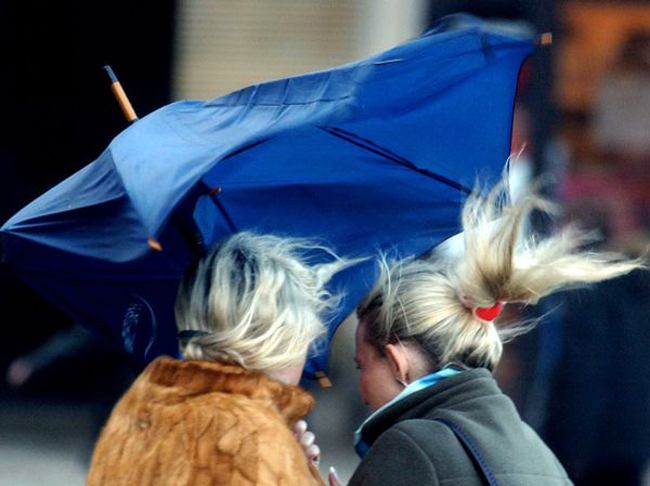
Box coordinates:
[329,466,339,478]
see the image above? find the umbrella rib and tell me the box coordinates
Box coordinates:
[200,183,239,233]
[320,126,472,194]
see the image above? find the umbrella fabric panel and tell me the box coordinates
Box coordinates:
[198,126,464,255]
[2,153,150,264]
[348,52,529,185]
[107,23,531,241]
[3,204,202,365]
[16,267,180,363]
[106,98,344,240]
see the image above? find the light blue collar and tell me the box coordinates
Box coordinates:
[354,367,461,457]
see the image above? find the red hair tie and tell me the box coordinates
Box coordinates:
[473,302,503,322]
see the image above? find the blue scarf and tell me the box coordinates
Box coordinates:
[354,367,461,457]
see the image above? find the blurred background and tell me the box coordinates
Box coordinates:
[2,0,650,485]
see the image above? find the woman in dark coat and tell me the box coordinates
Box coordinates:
[330,182,644,486]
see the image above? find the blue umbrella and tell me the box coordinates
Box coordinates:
[1,15,535,375]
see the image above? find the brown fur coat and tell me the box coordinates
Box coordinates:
[87,356,324,486]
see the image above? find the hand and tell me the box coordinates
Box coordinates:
[328,466,344,486]
[292,420,320,467]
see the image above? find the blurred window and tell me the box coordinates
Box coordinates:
[172,0,427,99]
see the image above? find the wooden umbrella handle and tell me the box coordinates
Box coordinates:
[104,65,138,122]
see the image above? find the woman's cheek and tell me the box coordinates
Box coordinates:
[359,371,370,405]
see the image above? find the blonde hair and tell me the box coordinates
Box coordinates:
[358,181,645,371]
[175,232,356,372]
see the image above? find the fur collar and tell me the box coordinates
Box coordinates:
[140,356,314,424]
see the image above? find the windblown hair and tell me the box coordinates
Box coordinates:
[358,181,645,371]
[175,232,356,372]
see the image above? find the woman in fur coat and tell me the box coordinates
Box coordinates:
[86,232,356,486]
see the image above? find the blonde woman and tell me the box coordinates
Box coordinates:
[87,232,356,486]
[335,183,644,486]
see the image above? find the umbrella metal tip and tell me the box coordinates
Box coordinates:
[103,65,118,84]
[537,32,552,46]
[315,371,332,388]
[147,238,163,252]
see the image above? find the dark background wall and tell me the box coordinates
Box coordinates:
[0,0,176,378]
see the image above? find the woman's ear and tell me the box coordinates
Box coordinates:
[384,343,410,384]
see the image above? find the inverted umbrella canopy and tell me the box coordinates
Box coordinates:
[1,15,535,375]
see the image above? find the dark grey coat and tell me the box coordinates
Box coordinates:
[349,368,572,486]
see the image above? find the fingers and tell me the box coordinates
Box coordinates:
[293,420,320,466]
[329,466,344,486]
[293,419,307,437]
[307,444,320,466]
[300,431,315,448]
[301,431,318,465]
